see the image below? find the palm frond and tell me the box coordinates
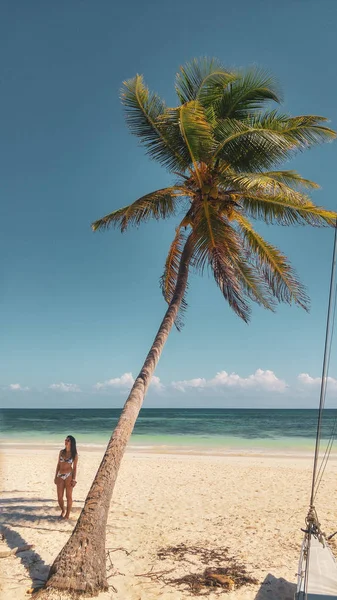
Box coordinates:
[177,101,214,185]
[219,171,313,204]
[160,227,188,330]
[191,202,251,321]
[175,57,236,105]
[121,75,190,172]
[226,251,276,311]
[91,188,186,232]
[213,118,294,170]
[213,112,336,170]
[235,213,309,309]
[192,200,275,312]
[217,67,281,119]
[191,200,239,271]
[210,246,251,322]
[217,171,336,226]
[262,170,319,190]
[252,112,336,147]
[240,194,337,227]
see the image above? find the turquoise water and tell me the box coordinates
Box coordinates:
[1,408,336,453]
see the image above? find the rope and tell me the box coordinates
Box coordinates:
[309,221,337,508]
[301,222,337,599]
[313,416,337,501]
[313,272,337,500]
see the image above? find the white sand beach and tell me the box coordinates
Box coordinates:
[1,446,337,600]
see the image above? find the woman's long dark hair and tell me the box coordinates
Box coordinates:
[64,435,77,460]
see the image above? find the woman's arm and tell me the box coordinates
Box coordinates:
[54,451,61,484]
[71,454,78,486]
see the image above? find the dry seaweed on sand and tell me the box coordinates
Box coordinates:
[157,543,229,565]
[155,544,258,595]
[166,566,258,596]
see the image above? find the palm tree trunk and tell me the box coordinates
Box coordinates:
[45,235,194,596]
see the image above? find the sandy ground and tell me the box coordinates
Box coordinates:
[1,446,337,600]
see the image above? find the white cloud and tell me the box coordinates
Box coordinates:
[298,373,337,389]
[172,369,286,393]
[172,378,207,392]
[8,383,30,391]
[95,372,135,391]
[95,372,164,392]
[49,382,81,393]
[149,375,164,392]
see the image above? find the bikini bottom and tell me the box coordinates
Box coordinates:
[57,472,72,481]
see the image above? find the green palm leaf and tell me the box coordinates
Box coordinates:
[217,67,281,119]
[226,251,276,311]
[176,101,214,185]
[240,194,337,227]
[213,118,294,170]
[261,170,319,190]
[217,171,336,225]
[219,171,313,203]
[175,57,236,105]
[210,246,251,322]
[191,202,251,321]
[220,169,318,198]
[91,188,186,232]
[253,112,336,146]
[160,227,188,330]
[121,75,189,172]
[213,112,336,170]
[235,213,309,309]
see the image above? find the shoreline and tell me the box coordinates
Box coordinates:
[1,440,336,460]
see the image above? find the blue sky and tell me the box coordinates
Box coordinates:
[1,0,337,408]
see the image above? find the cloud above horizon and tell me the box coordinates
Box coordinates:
[172,369,287,393]
[8,383,30,391]
[49,382,81,393]
[94,372,164,393]
[7,370,337,400]
[298,373,337,391]
[94,372,134,391]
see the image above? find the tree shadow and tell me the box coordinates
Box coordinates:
[1,508,69,524]
[1,524,49,588]
[0,495,83,526]
[0,496,83,590]
[254,573,296,600]
[0,497,55,504]
[1,490,35,494]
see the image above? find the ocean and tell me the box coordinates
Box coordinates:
[1,408,336,454]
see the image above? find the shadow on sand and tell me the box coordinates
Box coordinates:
[0,495,82,526]
[254,573,296,600]
[1,524,49,589]
[0,496,56,504]
[0,496,81,590]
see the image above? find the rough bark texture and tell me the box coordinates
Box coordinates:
[45,236,194,596]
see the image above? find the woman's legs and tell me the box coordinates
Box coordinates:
[56,478,66,517]
[64,478,73,519]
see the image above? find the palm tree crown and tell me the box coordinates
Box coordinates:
[92,58,336,323]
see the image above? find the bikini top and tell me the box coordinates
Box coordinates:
[60,452,73,464]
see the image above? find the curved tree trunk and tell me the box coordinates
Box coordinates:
[45,235,194,596]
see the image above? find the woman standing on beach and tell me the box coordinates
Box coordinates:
[54,435,78,519]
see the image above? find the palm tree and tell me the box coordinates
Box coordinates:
[45,58,336,596]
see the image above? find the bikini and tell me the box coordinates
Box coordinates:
[57,453,73,480]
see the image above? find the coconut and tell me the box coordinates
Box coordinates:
[210,186,218,199]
